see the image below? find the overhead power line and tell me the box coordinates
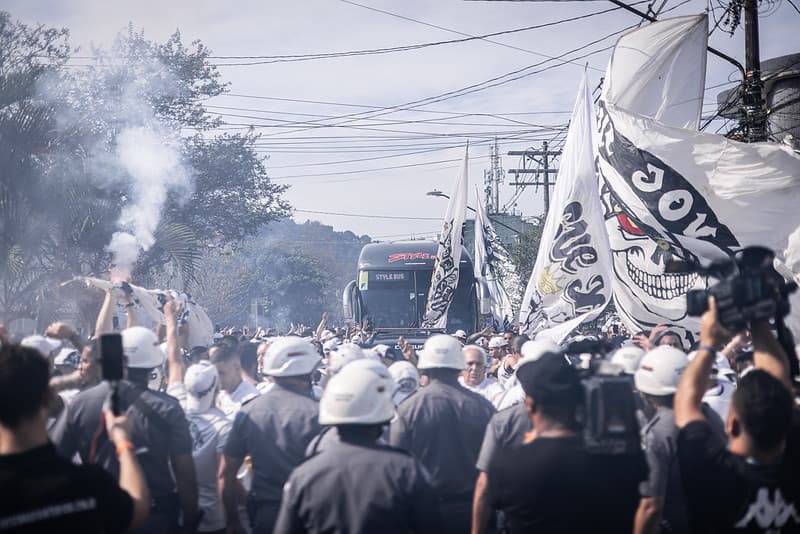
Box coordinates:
[294,209,442,221]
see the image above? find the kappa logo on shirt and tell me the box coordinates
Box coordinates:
[734,487,800,530]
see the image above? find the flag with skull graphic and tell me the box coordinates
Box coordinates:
[422,147,469,329]
[597,14,800,344]
[518,70,613,343]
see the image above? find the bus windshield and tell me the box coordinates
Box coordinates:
[359,269,474,330]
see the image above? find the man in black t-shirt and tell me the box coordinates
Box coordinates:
[675,297,800,533]
[0,344,150,532]
[487,350,643,533]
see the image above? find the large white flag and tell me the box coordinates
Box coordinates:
[423,147,469,329]
[473,187,521,323]
[597,14,800,344]
[519,71,613,343]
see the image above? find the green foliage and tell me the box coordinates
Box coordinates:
[194,220,370,328]
[510,220,544,288]
[0,12,287,327]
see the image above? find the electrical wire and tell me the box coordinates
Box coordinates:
[294,209,442,221]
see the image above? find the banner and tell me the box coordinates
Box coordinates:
[422,147,469,329]
[597,14,800,343]
[473,187,522,324]
[519,70,613,343]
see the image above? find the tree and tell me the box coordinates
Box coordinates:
[0,13,288,329]
[510,221,544,290]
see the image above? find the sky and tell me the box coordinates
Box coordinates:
[5,0,799,240]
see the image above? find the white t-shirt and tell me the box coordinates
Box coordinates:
[459,376,505,405]
[217,379,260,418]
[167,382,232,532]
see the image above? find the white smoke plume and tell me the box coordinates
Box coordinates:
[108,124,193,280]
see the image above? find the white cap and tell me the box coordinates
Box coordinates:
[122,327,165,369]
[453,329,467,339]
[319,359,395,425]
[519,339,559,361]
[329,343,366,375]
[262,337,321,378]
[21,335,62,359]
[319,330,336,342]
[372,344,390,358]
[488,336,508,349]
[634,346,688,396]
[54,347,80,367]
[418,334,465,370]
[184,361,219,413]
[610,346,645,375]
[388,360,419,404]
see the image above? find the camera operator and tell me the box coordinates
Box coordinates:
[487,350,642,533]
[675,297,800,533]
[0,344,149,532]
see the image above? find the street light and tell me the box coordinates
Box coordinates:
[425,190,521,234]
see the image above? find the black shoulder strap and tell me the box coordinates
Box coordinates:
[122,385,172,436]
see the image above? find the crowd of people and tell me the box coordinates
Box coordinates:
[0,284,798,533]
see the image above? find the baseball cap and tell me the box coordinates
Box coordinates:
[488,336,508,349]
[517,352,582,405]
[184,361,219,413]
[54,347,80,368]
[453,329,467,340]
[21,335,63,359]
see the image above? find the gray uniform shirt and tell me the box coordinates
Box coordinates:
[224,382,321,502]
[476,403,531,472]
[274,436,442,534]
[389,379,495,499]
[51,380,193,498]
[640,404,726,533]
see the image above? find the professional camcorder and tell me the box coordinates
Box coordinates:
[680,246,796,331]
[561,339,642,457]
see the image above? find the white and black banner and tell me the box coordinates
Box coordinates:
[519,71,613,343]
[597,15,800,343]
[423,147,469,329]
[473,187,522,324]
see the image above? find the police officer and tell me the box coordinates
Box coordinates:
[633,346,726,534]
[51,326,198,533]
[274,359,442,534]
[390,334,495,534]
[220,336,322,534]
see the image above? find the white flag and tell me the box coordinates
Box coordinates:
[597,14,800,344]
[519,70,613,343]
[423,147,469,329]
[473,187,521,323]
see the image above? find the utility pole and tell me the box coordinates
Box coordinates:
[483,138,505,214]
[507,141,561,218]
[743,0,768,141]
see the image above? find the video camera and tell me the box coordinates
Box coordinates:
[678,246,797,331]
[561,338,642,457]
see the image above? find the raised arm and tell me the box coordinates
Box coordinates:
[164,296,185,385]
[751,320,792,390]
[675,297,728,428]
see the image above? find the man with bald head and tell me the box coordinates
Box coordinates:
[459,345,504,405]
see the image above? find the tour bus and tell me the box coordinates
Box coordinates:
[342,240,489,349]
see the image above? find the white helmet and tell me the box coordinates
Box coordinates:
[610,346,645,375]
[319,359,395,425]
[388,360,419,405]
[122,327,165,369]
[329,343,366,375]
[519,338,560,362]
[418,334,465,370]
[262,336,321,378]
[634,346,688,396]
